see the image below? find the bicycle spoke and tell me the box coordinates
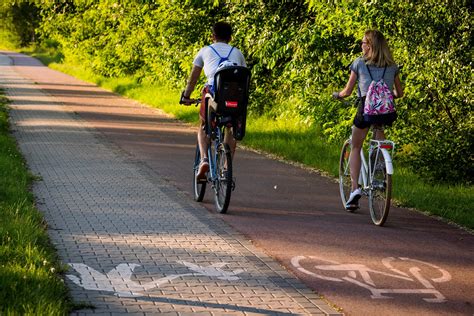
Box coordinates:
[193,144,206,202]
[339,140,355,212]
[369,153,391,226]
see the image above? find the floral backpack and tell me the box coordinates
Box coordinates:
[363,65,396,122]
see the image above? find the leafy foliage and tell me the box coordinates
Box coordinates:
[1,0,472,184]
[0,1,40,47]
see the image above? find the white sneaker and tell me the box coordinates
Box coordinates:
[346,188,362,210]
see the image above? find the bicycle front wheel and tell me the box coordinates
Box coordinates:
[193,144,206,202]
[339,140,355,212]
[214,143,232,213]
[368,152,392,226]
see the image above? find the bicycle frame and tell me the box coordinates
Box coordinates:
[358,139,395,192]
[190,96,234,213]
[207,124,224,184]
[358,148,369,191]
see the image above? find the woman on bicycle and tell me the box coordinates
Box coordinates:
[333,29,404,210]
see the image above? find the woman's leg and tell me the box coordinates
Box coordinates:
[350,126,369,191]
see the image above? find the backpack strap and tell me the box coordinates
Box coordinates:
[208,45,221,58]
[225,46,235,59]
[366,63,387,81]
[208,45,234,62]
[365,63,373,81]
[360,63,387,97]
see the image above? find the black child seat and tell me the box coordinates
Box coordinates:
[211,65,251,140]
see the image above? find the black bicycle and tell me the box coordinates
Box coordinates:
[183,65,251,213]
[193,106,234,213]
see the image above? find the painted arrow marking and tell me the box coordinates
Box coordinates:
[66,261,244,297]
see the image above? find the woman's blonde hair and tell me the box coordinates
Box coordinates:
[364,30,395,67]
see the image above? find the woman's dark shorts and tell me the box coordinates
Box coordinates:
[353,97,397,129]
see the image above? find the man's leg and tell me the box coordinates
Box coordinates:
[198,121,209,160]
[196,99,210,179]
[224,127,236,159]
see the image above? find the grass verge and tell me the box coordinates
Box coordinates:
[22,47,474,231]
[0,91,73,314]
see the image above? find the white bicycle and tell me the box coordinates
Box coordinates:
[339,127,395,226]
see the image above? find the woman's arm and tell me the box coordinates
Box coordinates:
[337,70,357,98]
[393,73,403,98]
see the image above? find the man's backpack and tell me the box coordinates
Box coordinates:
[363,65,396,124]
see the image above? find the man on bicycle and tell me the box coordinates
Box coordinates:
[181,21,246,180]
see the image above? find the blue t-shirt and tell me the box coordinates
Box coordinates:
[350,57,399,97]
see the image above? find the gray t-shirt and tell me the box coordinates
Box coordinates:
[350,57,399,97]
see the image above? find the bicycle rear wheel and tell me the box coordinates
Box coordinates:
[369,152,392,226]
[214,143,232,213]
[339,140,355,212]
[193,144,206,202]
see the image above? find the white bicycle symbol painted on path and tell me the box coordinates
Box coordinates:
[291,256,451,303]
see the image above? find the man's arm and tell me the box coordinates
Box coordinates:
[183,65,203,99]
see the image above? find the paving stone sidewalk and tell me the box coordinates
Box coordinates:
[0,53,340,315]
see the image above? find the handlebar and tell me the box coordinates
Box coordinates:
[179,91,201,106]
[332,92,358,107]
[332,91,342,100]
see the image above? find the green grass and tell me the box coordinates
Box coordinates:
[393,168,473,228]
[25,49,472,231]
[0,92,73,314]
[244,116,340,176]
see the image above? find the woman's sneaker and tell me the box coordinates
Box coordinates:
[197,158,209,181]
[346,188,361,210]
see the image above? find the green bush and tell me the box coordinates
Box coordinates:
[2,0,472,184]
[0,1,40,47]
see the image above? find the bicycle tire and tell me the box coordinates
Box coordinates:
[214,143,232,213]
[368,151,392,226]
[193,144,206,202]
[339,140,355,212]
